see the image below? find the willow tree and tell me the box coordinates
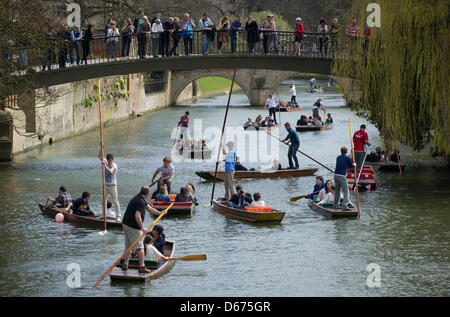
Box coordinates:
[332,0,449,160]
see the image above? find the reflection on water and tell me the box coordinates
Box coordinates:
[0,78,449,297]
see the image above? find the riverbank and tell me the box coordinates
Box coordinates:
[196,76,243,99]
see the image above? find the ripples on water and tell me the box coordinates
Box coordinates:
[0,79,449,297]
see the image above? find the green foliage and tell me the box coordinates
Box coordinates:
[248,10,293,30]
[333,0,449,159]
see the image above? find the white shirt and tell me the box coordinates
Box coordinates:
[99,208,116,219]
[266,97,277,108]
[145,244,164,259]
[151,23,164,38]
[290,85,296,97]
[251,200,266,207]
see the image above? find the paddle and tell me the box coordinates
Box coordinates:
[265,131,334,173]
[154,254,207,261]
[148,180,158,189]
[92,203,174,289]
[290,190,320,202]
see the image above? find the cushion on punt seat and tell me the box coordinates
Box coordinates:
[244,206,274,213]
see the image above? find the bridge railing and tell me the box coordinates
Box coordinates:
[36,30,339,71]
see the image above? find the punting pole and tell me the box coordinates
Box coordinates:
[92,203,174,289]
[265,131,334,173]
[210,69,237,206]
[98,80,107,231]
[349,119,361,219]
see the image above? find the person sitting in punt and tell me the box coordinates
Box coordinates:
[271,158,282,170]
[306,176,326,199]
[244,117,254,128]
[235,156,248,171]
[151,224,165,255]
[71,192,97,216]
[315,117,324,126]
[366,151,379,162]
[316,180,335,203]
[308,116,314,125]
[375,147,383,161]
[390,150,401,162]
[316,184,337,206]
[325,113,333,125]
[255,115,263,127]
[228,186,253,209]
[99,201,117,219]
[155,186,171,202]
[143,234,168,263]
[175,186,191,203]
[185,183,199,206]
[250,192,265,207]
[261,116,275,127]
[297,115,308,126]
[47,186,73,212]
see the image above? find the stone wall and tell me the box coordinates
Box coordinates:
[8,71,180,156]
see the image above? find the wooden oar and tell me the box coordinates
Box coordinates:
[349,119,361,219]
[290,190,320,202]
[154,254,207,261]
[92,203,174,289]
[265,131,334,173]
[210,69,237,205]
[148,180,158,188]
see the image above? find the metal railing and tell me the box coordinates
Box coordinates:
[35,30,344,71]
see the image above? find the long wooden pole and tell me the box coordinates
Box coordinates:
[349,119,361,219]
[92,203,174,289]
[98,80,107,231]
[210,69,237,205]
[265,131,334,173]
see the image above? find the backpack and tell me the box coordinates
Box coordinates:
[181,22,193,38]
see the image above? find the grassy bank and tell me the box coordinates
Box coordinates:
[197,76,241,93]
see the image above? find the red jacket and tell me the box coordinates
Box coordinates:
[295,23,304,39]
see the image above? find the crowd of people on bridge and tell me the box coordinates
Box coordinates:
[35,8,372,71]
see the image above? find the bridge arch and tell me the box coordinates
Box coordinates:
[171,68,298,106]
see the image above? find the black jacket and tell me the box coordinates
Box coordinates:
[229,193,253,205]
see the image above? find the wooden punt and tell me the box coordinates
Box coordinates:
[212,200,285,223]
[307,199,358,219]
[109,240,175,282]
[149,199,195,216]
[182,149,212,160]
[38,203,122,229]
[244,124,279,131]
[346,166,378,191]
[275,106,303,112]
[365,161,407,172]
[196,168,318,181]
[296,124,333,132]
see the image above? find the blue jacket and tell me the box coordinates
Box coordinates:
[283,128,300,147]
[153,236,165,255]
[155,194,171,202]
[335,154,354,176]
[230,20,242,38]
[306,182,326,199]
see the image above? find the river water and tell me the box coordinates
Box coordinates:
[0,78,449,297]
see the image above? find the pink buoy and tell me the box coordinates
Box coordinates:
[55,213,64,223]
